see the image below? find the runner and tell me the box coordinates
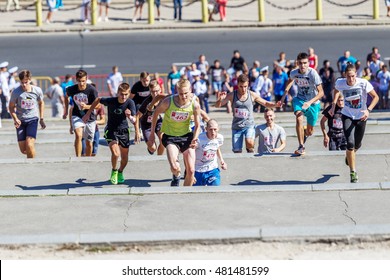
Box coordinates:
[194,119,227,186]
[280,52,324,155]
[148,78,201,187]
[330,63,379,183]
[82,83,136,185]
[8,70,46,158]
[135,79,166,155]
[63,69,98,157]
[215,74,278,153]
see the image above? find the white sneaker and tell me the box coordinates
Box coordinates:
[97,17,102,22]
[45,19,51,24]
[132,18,137,23]
[84,19,89,24]
[104,16,109,22]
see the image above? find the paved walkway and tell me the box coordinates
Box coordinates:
[1,0,390,34]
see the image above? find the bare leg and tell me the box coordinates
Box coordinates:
[183,148,196,186]
[74,127,83,157]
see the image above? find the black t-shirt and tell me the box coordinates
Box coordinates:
[231,56,246,72]
[323,104,343,134]
[131,81,151,107]
[138,95,162,130]
[100,97,136,130]
[66,84,98,121]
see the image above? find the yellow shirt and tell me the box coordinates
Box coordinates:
[161,95,194,136]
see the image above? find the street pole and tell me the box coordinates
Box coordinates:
[36,0,42,27]
[201,0,208,23]
[148,0,155,24]
[91,0,97,25]
[258,0,265,22]
[316,0,322,21]
[373,0,379,19]
[79,31,85,70]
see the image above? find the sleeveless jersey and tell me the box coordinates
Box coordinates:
[161,95,194,136]
[231,90,255,130]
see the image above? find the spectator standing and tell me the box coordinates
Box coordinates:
[98,0,110,22]
[217,0,227,21]
[173,0,182,21]
[154,72,165,94]
[377,65,390,109]
[196,54,209,76]
[133,0,145,22]
[194,119,227,186]
[45,76,65,118]
[81,0,90,24]
[107,66,123,97]
[229,50,248,76]
[319,60,335,109]
[154,0,162,21]
[8,66,19,94]
[386,0,390,17]
[167,64,181,95]
[255,108,286,154]
[192,72,209,113]
[308,47,318,71]
[5,0,20,11]
[368,54,384,77]
[221,72,233,113]
[0,61,10,119]
[272,64,288,111]
[337,50,357,74]
[45,0,63,24]
[320,94,346,151]
[130,71,151,111]
[366,46,381,66]
[208,59,225,96]
[9,70,46,158]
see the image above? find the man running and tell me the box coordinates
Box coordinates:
[148,78,201,187]
[9,70,46,158]
[215,74,278,153]
[82,83,136,185]
[280,52,324,155]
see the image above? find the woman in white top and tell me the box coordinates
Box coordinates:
[331,63,378,183]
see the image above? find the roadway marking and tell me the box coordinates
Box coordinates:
[64,65,96,69]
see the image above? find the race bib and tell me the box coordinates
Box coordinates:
[21,99,35,110]
[295,78,310,87]
[170,111,190,122]
[333,118,343,129]
[234,108,249,119]
[138,91,150,97]
[201,150,216,162]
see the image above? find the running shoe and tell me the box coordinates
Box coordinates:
[350,171,358,183]
[118,172,125,184]
[110,170,118,185]
[294,145,306,155]
[170,174,180,187]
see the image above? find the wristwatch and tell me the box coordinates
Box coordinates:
[367,109,372,113]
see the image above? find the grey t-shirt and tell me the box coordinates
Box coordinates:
[255,123,286,154]
[290,68,322,103]
[10,85,43,120]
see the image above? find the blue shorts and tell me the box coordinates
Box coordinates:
[16,118,38,142]
[194,168,221,186]
[212,81,222,92]
[292,97,321,127]
[232,125,255,152]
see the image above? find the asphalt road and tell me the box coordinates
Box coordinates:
[0,26,389,76]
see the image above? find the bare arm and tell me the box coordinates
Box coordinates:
[63,95,69,119]
[147,97,170,146]
[280,78,294,104]
[38,99,46,129]
[82,97,101,123]
[8,101,21,128]
[320,115,329,148]
[217,148,227,170]
[215,91,233,108]
[250,90,277,108]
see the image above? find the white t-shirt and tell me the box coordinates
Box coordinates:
[335,78,373,120]
[107,72,123,95]
[255,123,286,154]
[195,132,224,173]
[290,68,322,103]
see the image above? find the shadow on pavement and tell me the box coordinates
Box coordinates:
[233,174,339,186]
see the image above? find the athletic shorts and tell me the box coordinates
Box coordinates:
[16,117,38,142]
[72,116,96,142]
[292,97,321,127]
[104,127,131,148]
[232,125,255,152]
[162,132,194,153]
[194,168,221,186]
[155,0,160,7]
[141,118,162,142]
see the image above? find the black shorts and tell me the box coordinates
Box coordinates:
[162,132,193,153]
[16,117,39,142]
[104,127,131,148]
[141,118,162,142]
